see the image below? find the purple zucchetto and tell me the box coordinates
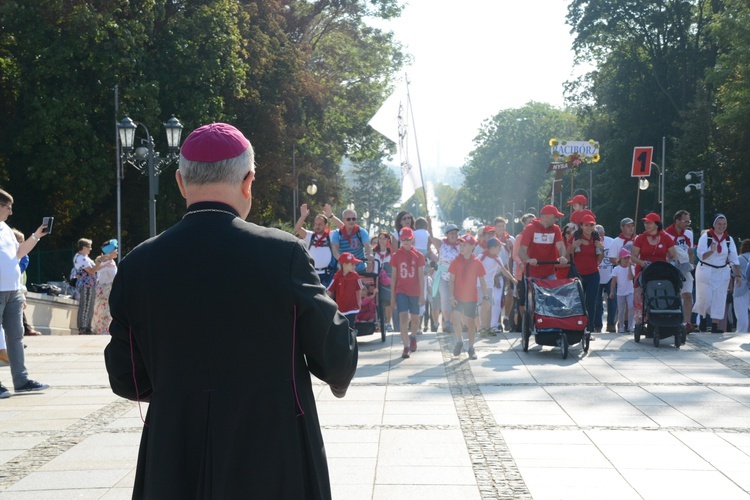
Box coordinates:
[180,123,250,162]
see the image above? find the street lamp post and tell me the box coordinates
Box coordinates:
[117,116,183,239]
[684,170,705,232]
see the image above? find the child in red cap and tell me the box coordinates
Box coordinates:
[448,234,487,359]
[327,252,365,332]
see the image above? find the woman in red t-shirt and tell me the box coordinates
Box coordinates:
[631,213,677,323]
[567,214,605,334]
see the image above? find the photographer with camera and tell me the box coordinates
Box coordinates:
[0,188,50,398]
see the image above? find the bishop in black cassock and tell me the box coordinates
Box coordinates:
[104,123,357,499]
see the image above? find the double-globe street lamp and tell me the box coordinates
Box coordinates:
[117,116,184,239]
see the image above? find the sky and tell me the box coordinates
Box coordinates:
[369,0,590,175]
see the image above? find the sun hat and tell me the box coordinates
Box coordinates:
[580,214,596,225]
[339,252,362,264]
[642,212,661,223]
[540,204,564,217]
[458,234,477,246]
[486,237,501,249]
[399,227,414,240]
[101,239,118,254]
[566,194,588,205]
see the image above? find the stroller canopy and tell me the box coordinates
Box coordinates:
[638,260,683,292]
[532,280,585,318]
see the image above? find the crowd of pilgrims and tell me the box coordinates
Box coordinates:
[294,194,750,359]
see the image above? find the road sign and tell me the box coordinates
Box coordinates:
[631,147,653,177]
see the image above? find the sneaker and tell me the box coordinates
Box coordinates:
[503,318,510,331]
[453,340,463,356]
[401,348,410,359]
[444,323,454,334]
[494,324,504,333]
[14,380,49,393]
[431,322,438,332]
[386,324,393,332]
[468,347,477,360]
[0,384,10,399]
[409,335,417,352]
[606,325,616,333]
[488,328,499,336]
[479,328,491,336]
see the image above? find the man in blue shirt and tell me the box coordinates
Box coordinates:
[331,209,373,273]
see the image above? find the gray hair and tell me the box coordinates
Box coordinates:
[342,209,357,219]
[179,147,255,185]
[595,224,605,235]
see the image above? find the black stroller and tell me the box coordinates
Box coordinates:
[634,261,686,347]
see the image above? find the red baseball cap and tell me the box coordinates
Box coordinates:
[540,204,565,217]
[642,212,661,223]
[566,194,588,205]
[339,252,362,264]
[458,234,477,246]
[482,225,496,234]
[580,214,596,225]
[181,123,251,162]
[399,227,414,240]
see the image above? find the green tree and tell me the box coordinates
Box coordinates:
[463,102,580,223]
[349,157,400,234]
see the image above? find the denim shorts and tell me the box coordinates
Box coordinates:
[395,293,420,314]
[453,300,478,318]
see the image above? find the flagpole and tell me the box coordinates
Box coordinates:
[405,74,428,212]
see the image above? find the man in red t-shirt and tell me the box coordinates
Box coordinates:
[389,227,425,359]
[448,235,487,360]
[664,210,695,331]
[518,205,568,279]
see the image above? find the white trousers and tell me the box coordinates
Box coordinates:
[693,264,731,320]
[734,292,749,333]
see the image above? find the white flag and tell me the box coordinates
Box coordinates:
[368,84,423,204]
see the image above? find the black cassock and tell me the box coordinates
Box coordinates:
[104,201,358,499]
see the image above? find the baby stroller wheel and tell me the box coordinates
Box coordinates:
[634,324,641,343]
[582,332,590,353]
[559,333,569,360]
[653,327,660,347]
[522,310,532,335]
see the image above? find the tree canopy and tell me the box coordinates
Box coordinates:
[0,0,405,265]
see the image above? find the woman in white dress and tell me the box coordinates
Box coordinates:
[91,240,118,334]
[692,215,742,333]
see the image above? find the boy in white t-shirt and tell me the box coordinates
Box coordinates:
[478,238,516,335]
[610,248,635,333]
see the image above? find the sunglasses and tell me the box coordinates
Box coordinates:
[345,217,357,221]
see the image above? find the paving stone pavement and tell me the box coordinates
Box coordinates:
[1,330,750,499]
